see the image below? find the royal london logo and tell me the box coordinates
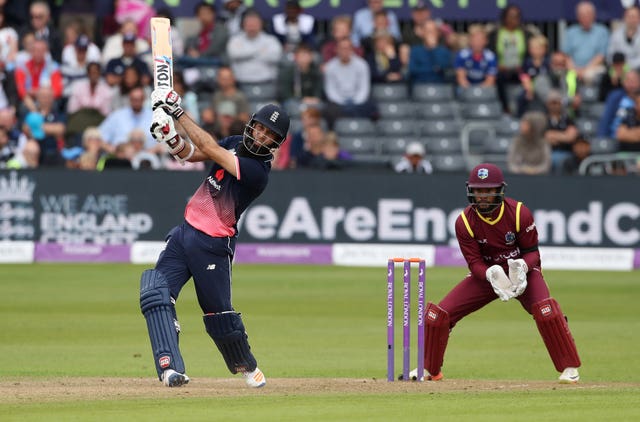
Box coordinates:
[0,171,36,202]
[269,111,279,122]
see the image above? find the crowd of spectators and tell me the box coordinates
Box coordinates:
[0,0,639,175]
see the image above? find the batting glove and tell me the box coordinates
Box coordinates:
[150,108,185,155]
[151,88,185,119]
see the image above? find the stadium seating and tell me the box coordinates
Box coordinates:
[458,86,498,103]
[461,102,503,121]
[431,154,467,172]
[424,136,462,154]
[422,120,464,137]
[412,83,454,102]
[339,136,382,155]
[376,119,420,137]
[372,83,409,102]
[242,83,277,102]
[590,137,618,154]
[416,102,459,120]
[377,101,416,119]
[381,137,421,155]
[334,118,377,136]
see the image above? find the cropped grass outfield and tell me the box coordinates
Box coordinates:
[1,264,639,421]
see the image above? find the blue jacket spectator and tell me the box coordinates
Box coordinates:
[597,70,640,138]
[455,25,497,87]
[408,20,452,84]
[351,0,401,48]
[271,0,317,55]
[561,1,609,84]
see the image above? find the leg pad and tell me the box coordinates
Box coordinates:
[203,312,257,374]
[532,298,581,372]
[424,302,450,377]
[140,269,185,379]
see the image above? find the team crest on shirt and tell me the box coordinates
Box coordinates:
[504,231,516,246]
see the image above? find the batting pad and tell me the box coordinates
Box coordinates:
[424,302,450,377]
[203,312,257,374]
[532,298,581,372]
[140,269,185,379]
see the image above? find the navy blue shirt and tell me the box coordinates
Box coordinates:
[184,136,271,237]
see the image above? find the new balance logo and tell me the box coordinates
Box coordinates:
[206,264,216,270]
[269,111,279,122]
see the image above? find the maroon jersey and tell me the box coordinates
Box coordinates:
[455,197,541,281]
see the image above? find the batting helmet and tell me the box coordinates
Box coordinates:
[242,104,290,157]
[466,163,506,214]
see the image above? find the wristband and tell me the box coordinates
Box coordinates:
[175,142,195,165]
[166,135,185,155]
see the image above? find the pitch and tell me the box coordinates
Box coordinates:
[1,264,639,420]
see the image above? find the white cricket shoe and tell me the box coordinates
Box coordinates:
[243,367,266,388]
[162,369,190,387]
[401,368,443,381]
[559,367,580,384]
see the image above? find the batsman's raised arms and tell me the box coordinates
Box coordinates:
[150,17,173,90]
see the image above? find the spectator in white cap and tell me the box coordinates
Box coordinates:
[394,141,433,174]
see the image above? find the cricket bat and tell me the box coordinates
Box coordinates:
[150,17,173,89]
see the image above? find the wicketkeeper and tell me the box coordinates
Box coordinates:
[419,163,581,383]
[139,87,289,387]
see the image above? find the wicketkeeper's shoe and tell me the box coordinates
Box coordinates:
[427,372,444,381]
[242,367,266,388]
[403,369,444,381]
[162,369,190,387]
[558,367,579,384]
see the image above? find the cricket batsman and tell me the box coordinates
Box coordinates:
[419,163,581,383]
[139,87,289,387]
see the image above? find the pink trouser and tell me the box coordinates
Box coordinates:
[439,268,550,327]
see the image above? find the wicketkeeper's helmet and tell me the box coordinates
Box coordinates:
[466,163,507,213]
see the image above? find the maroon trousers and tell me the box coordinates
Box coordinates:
[439,267,550,327]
